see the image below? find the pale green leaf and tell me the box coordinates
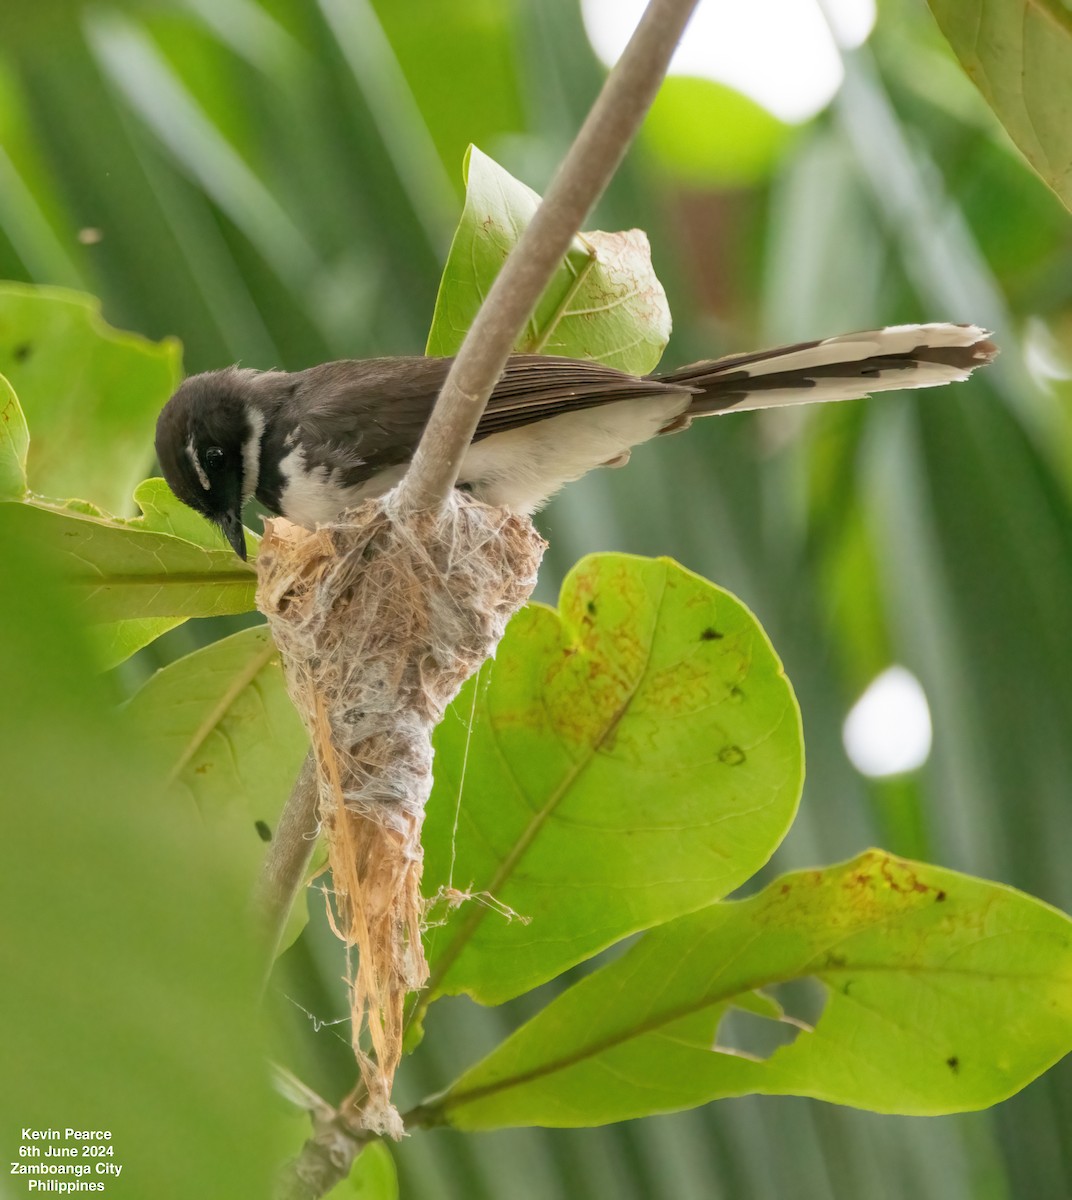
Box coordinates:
[929,0,1072,210]
[90,616,187,670]
[124,626,309,897]
[12,495,258,622]
[82,480,261,664]
[437,850,1072,1129]
[426,145,671,373]
[421,553,803,1006]
[0,506,283,1195]
[0,372,28,500]
[0,281,182,511]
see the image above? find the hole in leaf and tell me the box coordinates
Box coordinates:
[713,980,826,1061]
[770,977,826,1026]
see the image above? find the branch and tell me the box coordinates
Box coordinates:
[252,750,319,986]
[396,0,702,514]
[271,1065,375,1200]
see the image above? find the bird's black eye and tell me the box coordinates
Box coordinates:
[204,446,225,468]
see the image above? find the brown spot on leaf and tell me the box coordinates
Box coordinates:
[719,745,746,766]
[946,1055,959,1073]
[12,342,31,362]
[701,627,723,641]
[879,856,932,895]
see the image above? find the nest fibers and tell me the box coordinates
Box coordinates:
[257,490,545,1135]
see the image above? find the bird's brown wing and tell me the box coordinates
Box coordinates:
[291,354,690,484]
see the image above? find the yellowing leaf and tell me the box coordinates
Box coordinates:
[437,851,1072,1128]
[0,373,28,500]
[929,0,1072,210]
[426,146,671,373]
[421,553,803,1006]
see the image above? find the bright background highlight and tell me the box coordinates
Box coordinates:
[581,0,877,123]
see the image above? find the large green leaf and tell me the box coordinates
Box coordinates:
[0,504,283,1195]
[421,554,803,1006]
[425,146,671,373]
[0,372,28,500]
[928,0,1072,211]
[0,281,182,510]
[9,485,258,622]
[0,344,258,654]
[88,479,262,664]
[0,365,258,648]
[124,625,308,888]
[432,851,1072,1129]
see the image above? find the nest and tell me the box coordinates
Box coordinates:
[256,490,545,1135]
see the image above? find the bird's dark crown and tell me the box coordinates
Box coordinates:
[155,368,256,517]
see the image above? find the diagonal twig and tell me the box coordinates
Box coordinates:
[396,0,702,514]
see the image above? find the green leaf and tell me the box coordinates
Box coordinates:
[0,281,182,510]
[86,480,261,664]
[90,615,187,670]
[0,504,283,1194]
[325,1142,399,1199]
[124,625,308,894]
[642,77,794,187]
[132,474,262,553]
[435,850,1072,1129]
[0,372,28,499]
[10,491,258,622]
[421,553,803,1006]
[426,145,671,373]
[928,0,1072,211]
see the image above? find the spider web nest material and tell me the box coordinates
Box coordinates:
[256,490,545,1136]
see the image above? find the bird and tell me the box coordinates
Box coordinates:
[155,323,997,560]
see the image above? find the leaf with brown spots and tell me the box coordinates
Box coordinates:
[431,850,1072,1128]
[421,553,803,1006]
[0,374,28,501]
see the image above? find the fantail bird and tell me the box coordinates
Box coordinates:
[155,323,997,560]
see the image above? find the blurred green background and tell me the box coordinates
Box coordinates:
[3,0,1071,1195]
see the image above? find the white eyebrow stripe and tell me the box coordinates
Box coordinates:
[242,408,266,501]
[186,438,211,491]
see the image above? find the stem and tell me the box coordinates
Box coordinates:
[395,0,702,514]
[252,750,319,988]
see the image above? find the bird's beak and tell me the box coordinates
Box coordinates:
[218,509,247,561]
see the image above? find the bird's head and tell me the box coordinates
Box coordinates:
[155,368,267,560]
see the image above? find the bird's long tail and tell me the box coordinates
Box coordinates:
[655,324,997,416]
